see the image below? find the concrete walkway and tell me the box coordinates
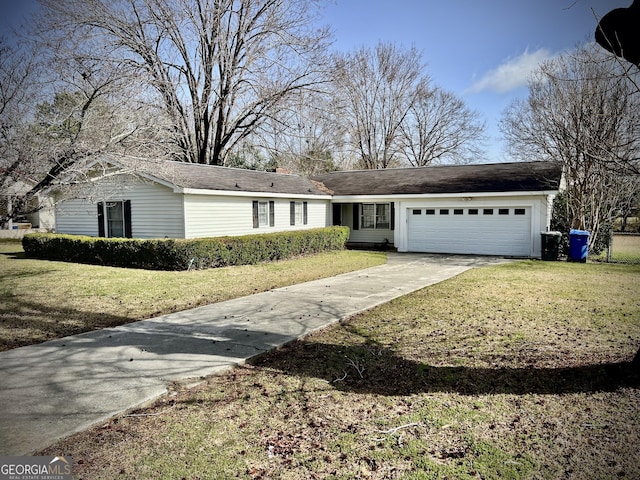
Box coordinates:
[0,253,509,455]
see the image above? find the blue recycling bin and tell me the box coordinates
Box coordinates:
[568,229,590,262]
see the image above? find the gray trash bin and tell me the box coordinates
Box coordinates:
[541,231,562,261]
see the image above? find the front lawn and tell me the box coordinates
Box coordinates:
[40,260,640,479]
[0,239,385,351]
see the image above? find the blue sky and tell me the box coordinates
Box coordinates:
[320,0,630,161]
[0,1,39,33]
[0,0,630,162]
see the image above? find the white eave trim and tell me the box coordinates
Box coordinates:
[330,190,559,202]
[85,158,180,191]
[178,187,330,200]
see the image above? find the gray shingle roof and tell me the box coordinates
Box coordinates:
[314,161,562,196]
[118,159,562,197]
[124,160,331,196]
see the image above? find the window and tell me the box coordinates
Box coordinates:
[253,200,275,228]
[499,209,509,215]
[468,209,478,215]
[425,209,435,215]
[97,200,131,238]
[483,208,494,215]
[454,209,464,215]
[258,202,269,226]
[361,203,390,229]
[412,209,422,215]
[290,201,308,226]
[295,203,303,224]
[107,202,125,237]
[514,208,526,215]
[440,209,449,215]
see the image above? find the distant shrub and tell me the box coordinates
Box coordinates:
[22,227,350,271]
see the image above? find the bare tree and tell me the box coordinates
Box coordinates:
[38,0,331,166]
[0,40,34,123]
[333,42,426,170]
[0,39,36,184]
[0,27,172,228]
[500,44,640,250]
[398,86,486,166]
[255,88,344,176]
[616,176,640,232]
[0,39,39,227]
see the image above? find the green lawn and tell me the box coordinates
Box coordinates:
[37,259,640,480]
[0,239,386,351]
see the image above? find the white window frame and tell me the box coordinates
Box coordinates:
[361,203,390,230]
[258,201,269,228]
[294,202,303,225]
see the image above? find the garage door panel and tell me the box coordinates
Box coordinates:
[407,207,531,256]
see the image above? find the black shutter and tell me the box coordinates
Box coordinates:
[124,200,132,238]
[269,201,275,227]
[332,204,342,226]
[390,202,395,231]
[97,202,105,237]
[290,201,295,226]
[303,202,308,225]
[252,201,259,228]
[352,203,360,230]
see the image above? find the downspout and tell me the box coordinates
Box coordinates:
[7,197,12,230]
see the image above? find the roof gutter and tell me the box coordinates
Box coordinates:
[330,190,559,202]
[178,187,330,200]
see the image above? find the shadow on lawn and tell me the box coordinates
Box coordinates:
[0,245,27,260]
[0,296,133,351]
[251,339,640,396]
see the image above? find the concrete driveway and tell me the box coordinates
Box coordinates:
[0,253,510,455]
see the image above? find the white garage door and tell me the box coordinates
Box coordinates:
[407,207,531,256]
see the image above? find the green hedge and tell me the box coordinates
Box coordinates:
[22,227,350,271]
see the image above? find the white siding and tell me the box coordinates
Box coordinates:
[183,195,250,238]
[56,180,185,238]
[183,195,330,238]
[55,199,101,237]
[127,183,185,238]
[350,228,394,244]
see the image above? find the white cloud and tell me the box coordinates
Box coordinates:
[467,48,555,94]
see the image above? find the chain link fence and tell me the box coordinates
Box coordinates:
[593,233,640,264]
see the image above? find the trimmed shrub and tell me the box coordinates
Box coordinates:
[22,226,350,271]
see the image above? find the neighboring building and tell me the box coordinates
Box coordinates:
[54,160,562,258]
[1,179,55,238]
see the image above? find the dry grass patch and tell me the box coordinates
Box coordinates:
[0,240,385,350]
[40,260,640,479]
